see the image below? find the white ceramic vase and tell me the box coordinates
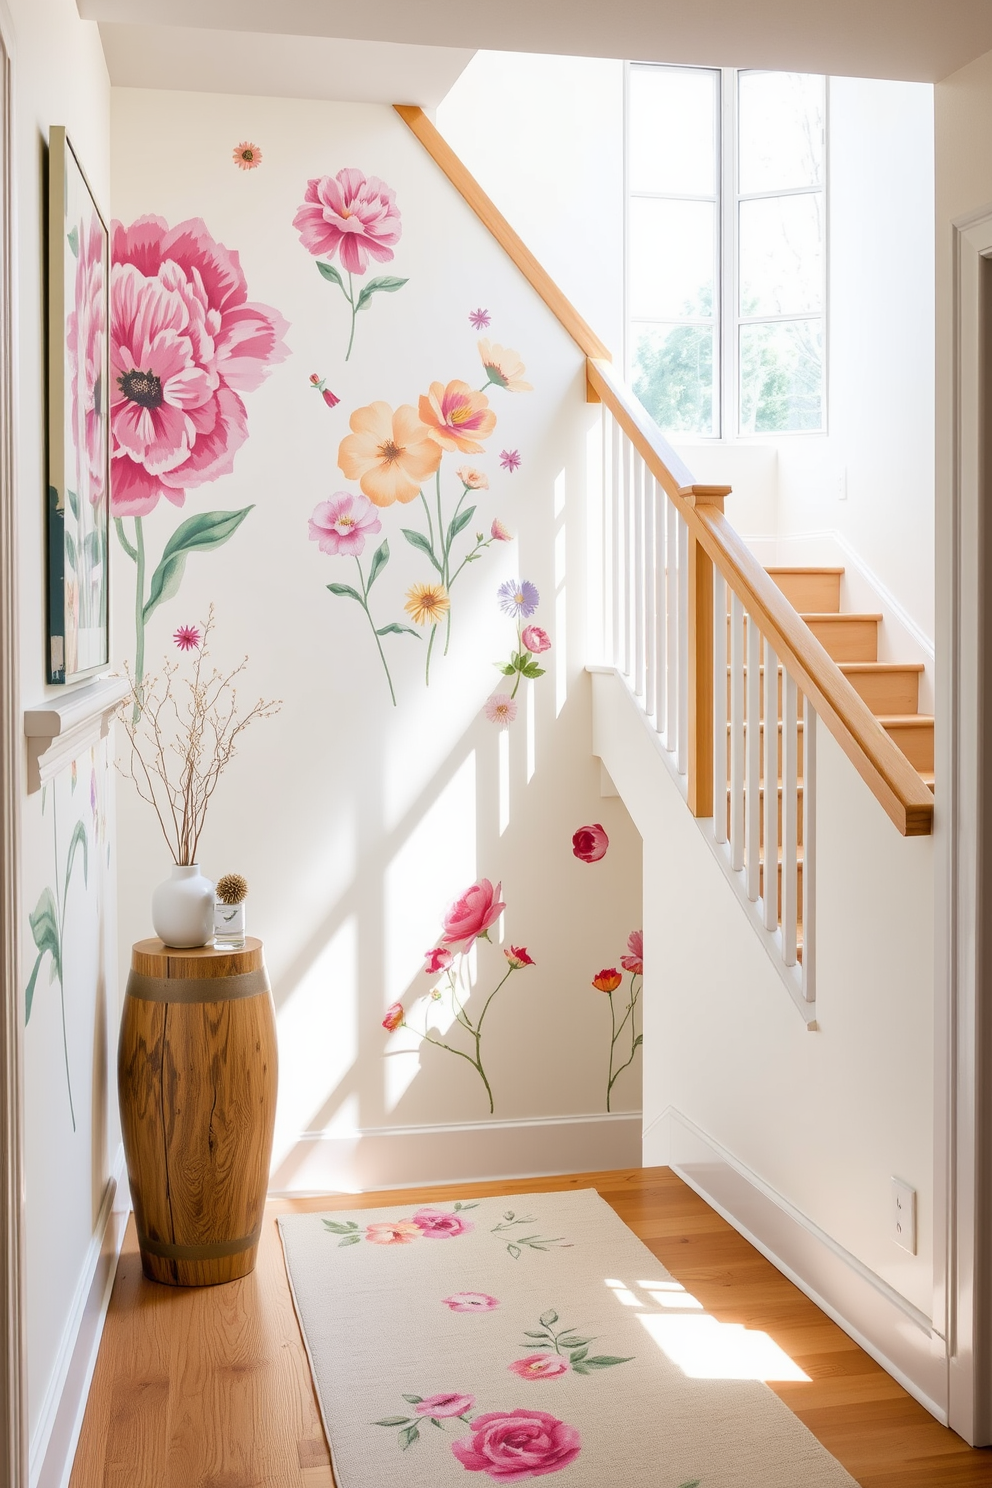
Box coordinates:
[151,864,215,948]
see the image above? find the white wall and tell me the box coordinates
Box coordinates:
[437,50,625,359]
[5,1,124,1483]
[109,89,643,1193]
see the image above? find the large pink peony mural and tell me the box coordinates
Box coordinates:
[111,215,288,689]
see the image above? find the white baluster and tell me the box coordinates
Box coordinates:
[712,569,728,845]
[666,499,678,754]
[802,698,816,1000]
[621,436,631,677]
[654,481,666,738]
[782,672,799,967]
[729,593,745,871]
[644,472,656,721]
[633,454,645,698]
[745,616,761,901]
[763,642,779,932]
[610,417,620,670]
[677,515,689,776]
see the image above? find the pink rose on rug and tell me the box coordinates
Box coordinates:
[451,1409,581,1480]
[424,946,454,974]
[441,879,505,949]
[365,1220,421,1245]
[572,823,609,863]
[110,214,289,516]
[415,1392,475,1418]
[293,168,401,275]
[308,492,382,556]
[443,1293,500,1312]
[508,1355,571,1381]
[621,929,644,975]
[412,1208,474,1239]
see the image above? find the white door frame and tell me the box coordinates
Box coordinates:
[0,5,24,1483]
[938,204,992,1445]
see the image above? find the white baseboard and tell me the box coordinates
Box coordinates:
[32,1144,129,1488]
[647,1108,948,1422]
[269,1112,642,1194]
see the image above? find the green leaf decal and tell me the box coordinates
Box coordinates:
[368,540,389,590]
[327,583,364,604]
[66,820,89,893]
[634,1034,643,1048]
[25,952,44,1024]
[576,1355,634,1370]
[507,1243,521,1259]
[520,663,546,679]
[67,488,80,521]
[143,507,253,623]
[539,1310,559,1327]
[322,1219,360,1234]
[447,505,476,545]
[27,887,60,1013]
[376,623,422,639]
[401,1395,423,1405]
[399,1423,420,1449]
[374,1417,411,1427]
[65,532,78,572]
[401,528,443,574]
[67,225,79,257]
[355,276,409,313]
[524,1330,551,1339]
[338,1233,362,1247]
[317,261,345,289]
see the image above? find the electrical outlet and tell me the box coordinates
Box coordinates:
[892,1177,917,1254]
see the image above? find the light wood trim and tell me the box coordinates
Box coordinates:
[588,358,933,837]
[688,534,714,818]
[0,22,25,1488]
[393,105,611,362]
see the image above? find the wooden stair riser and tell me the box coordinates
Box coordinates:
[800,614,881,663]
[763,567,843,614]
[880,718,935,773]
[840,664,922,715]
[726,786,804,852]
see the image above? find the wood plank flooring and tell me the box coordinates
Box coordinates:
[68,1167,992,1487]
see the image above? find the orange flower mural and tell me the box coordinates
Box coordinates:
[338,401,441,507]
[419,379,496,454]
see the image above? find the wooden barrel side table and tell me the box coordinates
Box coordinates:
[118,936,278,1287]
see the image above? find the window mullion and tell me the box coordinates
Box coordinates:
[721,67,736,440]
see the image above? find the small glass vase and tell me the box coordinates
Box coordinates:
[213,898,246,949]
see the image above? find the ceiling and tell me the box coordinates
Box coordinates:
[80,0,992,91]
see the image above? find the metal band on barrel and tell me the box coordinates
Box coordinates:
[138,1224,263,1262]
[125,967,270,1004]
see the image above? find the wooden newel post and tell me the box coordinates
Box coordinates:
[683,486,730,819]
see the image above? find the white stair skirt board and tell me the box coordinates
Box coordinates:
[269,1113,642,1195]
[645,1109,947,1424]
[32,1144,129,1488]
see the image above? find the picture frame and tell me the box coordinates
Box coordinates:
[47,125,110,684]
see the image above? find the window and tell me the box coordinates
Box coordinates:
[626,66,826,439]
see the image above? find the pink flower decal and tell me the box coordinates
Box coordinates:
[621,929,644,975]
[420,380,496,455]
[425,946,454,974]
[443,1293,500,1312]
[441,879,505,949]
[508,1355,571,1381]
[485,693,517,729]
[293,168,401,276]
[499,449,522,473]
[504,946,534,970]
[416,1393,475,1418]
[469,308,491,329]
[381,1002,404,1031]
[308,492,382,557]
[110,215,289,516]
[572,823,609,863]
[173,624,200,651]
[457,465,489,490]
[67,214,107,510]
[412,1208,474,1239]
[365,1220,421,1245]
[451,1409,581,1480]
[491,518,512,542]
[521,626,551,655]
[310,372,340,408]
[233,142,261,170]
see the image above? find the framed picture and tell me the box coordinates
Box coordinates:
[47,125,110,684]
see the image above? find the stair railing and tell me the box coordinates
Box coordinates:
[396,104,935,1013]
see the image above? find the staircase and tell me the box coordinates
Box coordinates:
[732,567,935,962]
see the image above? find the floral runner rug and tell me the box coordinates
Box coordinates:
[278,1187,858,1487]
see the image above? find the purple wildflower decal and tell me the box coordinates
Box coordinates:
[469,308,491,329]
[497,579,540,619]
[499,449,521,472]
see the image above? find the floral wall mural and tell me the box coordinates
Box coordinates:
[110,92,642,1184]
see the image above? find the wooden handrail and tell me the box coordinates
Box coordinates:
[394,110,933,839]
[394,105,611,362]
[588,358,934,837]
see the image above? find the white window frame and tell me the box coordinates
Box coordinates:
[624,63,829,441]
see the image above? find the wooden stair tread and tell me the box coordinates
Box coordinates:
[800,611,882,622]
[764,566,845,574]
[839,661,924,674]
[876,713,934,726]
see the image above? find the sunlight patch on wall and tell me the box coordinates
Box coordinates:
[526,680,536,783]
[499,727,510,834]
[384,751,477,1008]
[272,915,358,1164]
[555,475,568,718]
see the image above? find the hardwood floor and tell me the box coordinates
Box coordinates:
[68,1167,992,1487]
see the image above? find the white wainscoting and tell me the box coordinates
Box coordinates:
[646,1108,948,1422]
[270,1112,642,1195]
[32,1145,129,1488]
